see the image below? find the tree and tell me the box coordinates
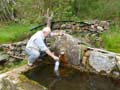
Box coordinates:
[0,0,16,22]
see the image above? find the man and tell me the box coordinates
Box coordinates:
[25,26,62,66]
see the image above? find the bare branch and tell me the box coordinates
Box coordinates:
[44,8,53,27]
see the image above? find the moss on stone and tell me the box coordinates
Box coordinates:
[19,74,48,90]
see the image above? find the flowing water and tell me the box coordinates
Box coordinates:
[24,63,120,90]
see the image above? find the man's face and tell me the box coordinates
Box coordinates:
[44,31,51,37]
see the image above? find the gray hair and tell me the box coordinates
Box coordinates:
[42,27,51,32]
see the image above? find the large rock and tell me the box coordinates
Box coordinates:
[89,50,116,73]
[53,34,87,65]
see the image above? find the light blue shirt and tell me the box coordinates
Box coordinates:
[26,31,48,51]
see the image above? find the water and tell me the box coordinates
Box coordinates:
[24,64,120,90]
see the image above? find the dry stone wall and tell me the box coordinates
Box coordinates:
[0,40,27,65]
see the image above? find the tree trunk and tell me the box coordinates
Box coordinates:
[0,0,16,22]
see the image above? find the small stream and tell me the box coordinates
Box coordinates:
[24,63,120,90]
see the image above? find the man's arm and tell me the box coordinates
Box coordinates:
[45,49,59,60]
[34,38,59,60]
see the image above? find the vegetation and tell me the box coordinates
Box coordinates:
[102,24,120,53]
[0,0,120,53]
[1,0,120,23]
[73,0,120,20]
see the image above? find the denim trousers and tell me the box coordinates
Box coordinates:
[25,48,47,64]
[25,48,40,63]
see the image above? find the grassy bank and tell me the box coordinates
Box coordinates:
[102,25,120,53]
[0,24,34,44]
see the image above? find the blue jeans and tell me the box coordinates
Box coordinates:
[25,48,40,64]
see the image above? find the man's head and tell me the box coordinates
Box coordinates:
[42,27,51,37]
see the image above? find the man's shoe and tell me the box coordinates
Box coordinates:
[28,61,33,67]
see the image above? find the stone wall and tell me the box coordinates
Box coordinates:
[52,20,110,33]
[0,40,27,65]
[51,20,110,48]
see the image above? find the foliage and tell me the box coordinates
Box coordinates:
[0,0,120,53]
[1,0,120,23]
[102,24,120,53]
[73,0,120,20]
[15,0,120,22]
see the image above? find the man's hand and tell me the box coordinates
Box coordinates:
[51,52,59,61]
[53,56,59,61]
[46,49,59,61]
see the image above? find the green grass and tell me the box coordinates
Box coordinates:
[0,24,34,44]
[102,25,120,53]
